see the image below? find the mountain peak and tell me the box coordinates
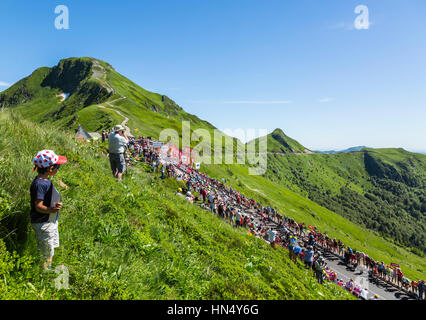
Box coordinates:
[0,57,215,136]
[272,128,285,135]
[249,128,312,154]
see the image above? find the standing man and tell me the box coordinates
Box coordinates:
[201,187,207,203]
[108,125,128,181]
[313,257,325,284]
[418,280,425,300]
[207,192,216,213]
[304,246,315,269]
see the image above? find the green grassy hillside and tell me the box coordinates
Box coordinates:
[0,110,355,300]
[262,148,426,254]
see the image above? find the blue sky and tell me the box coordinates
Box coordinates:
[0,0,425,152]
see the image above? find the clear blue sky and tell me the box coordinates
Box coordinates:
[1,0,425,152]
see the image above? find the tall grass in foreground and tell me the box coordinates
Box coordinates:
[0,110,354,300]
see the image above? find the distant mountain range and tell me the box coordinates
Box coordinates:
[315,146,369,154]
[410,150,426,155]
[316,147,426,156]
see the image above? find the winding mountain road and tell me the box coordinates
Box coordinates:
[98,96,132,136]
[242,207,416,301]
[90,58,132,136]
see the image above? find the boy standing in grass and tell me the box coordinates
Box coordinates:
[30,150,67,270]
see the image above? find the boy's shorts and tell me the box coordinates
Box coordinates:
[31,221,59,259]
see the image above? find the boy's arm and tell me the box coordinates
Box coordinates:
[35,200,61,214]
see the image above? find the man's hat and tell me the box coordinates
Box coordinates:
[32,150,67,169]
[114,125,125,132]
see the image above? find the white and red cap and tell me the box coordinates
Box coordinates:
[32,150,67,169]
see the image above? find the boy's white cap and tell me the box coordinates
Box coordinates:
[32,150,67,168]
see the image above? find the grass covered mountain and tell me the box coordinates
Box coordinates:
[0,57,425,298]
[0,57,222,143]
[263,144,426,255]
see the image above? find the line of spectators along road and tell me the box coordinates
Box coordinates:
[102,126,425,300]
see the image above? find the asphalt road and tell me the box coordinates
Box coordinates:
[320,250,414,300]
[241,207,416,301]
